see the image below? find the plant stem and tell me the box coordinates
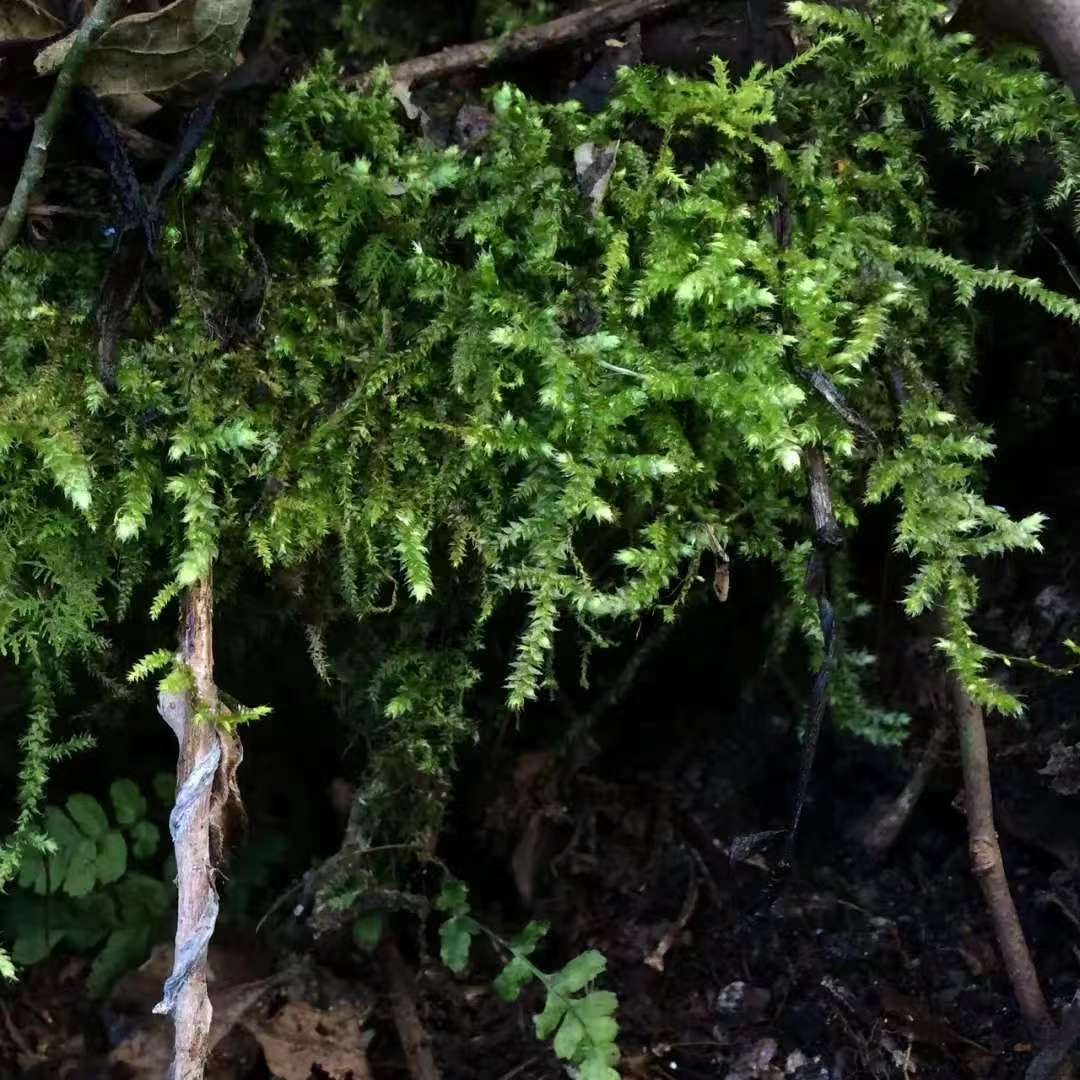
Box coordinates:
[0,0,123,257]
[950,673,1054,1042]
[155,576,221,1080]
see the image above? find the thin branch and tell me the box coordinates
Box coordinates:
[154,575,224,1080]
[950,673,1055,1043]
[643,852,699,971]
[0,0,123,257]
[347,0,693,90]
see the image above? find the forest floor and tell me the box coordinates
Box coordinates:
[4,665,1080,1080]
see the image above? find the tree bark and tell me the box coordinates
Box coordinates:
[154,576,222,1080]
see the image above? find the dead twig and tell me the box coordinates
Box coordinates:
[644,855,700,972]
[347,0,693,90]
[0,0,122,256]
[380,933,441,1080]
[857,713,950,857]
[495,1055,543,1080]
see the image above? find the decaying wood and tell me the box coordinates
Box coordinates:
[348,0,694,90]
[951,675,1055,1043]
[380,934,441,1080]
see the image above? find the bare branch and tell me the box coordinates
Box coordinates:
[951,674,1055,1043]
[347,0,694,90]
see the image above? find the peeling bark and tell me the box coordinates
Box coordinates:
[155,576,225,1080]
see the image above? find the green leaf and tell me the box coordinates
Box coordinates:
[129,820,160,860]
[493,955,534,1002]
[95,831,128,886]
[87,925,151,998]
[533,990,569,1040]
[509,920,548,957]
[115,873,171,923]
[43,806,82,892]
[579,1004,618,1048]
[13,927,65,966]
[110,778,148,825]
[553,1012,585,1060]
[127,651,174,685]
[439,914,477,973]
[16,849,44,891]
[352,912,385,951]
[64,837,98,897]
[553,950,606,993]
[436,878,469,916]
[65,893,118,950]
[66,794,109,840]
[0,949,15,981]
[579,1054,621,1080]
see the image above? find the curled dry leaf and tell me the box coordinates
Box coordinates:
[0,0,62,43]
[34,0,252,97]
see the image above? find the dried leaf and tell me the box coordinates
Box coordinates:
[35,0,252,97]
[573,140,619,216]
[244,1001,373,1080]
[0,0,62,43]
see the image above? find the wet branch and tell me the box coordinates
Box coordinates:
[0,0,123,257]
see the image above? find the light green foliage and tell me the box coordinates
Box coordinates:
[3,0,1080,969]
[0,780,172,994]
[437,879,620,1078]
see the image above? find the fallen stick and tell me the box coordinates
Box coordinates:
[644,856,700,972]
[380,934,441,1080]
[0,0,122,256]
[857,714,950,857]
[347,0,693,90]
